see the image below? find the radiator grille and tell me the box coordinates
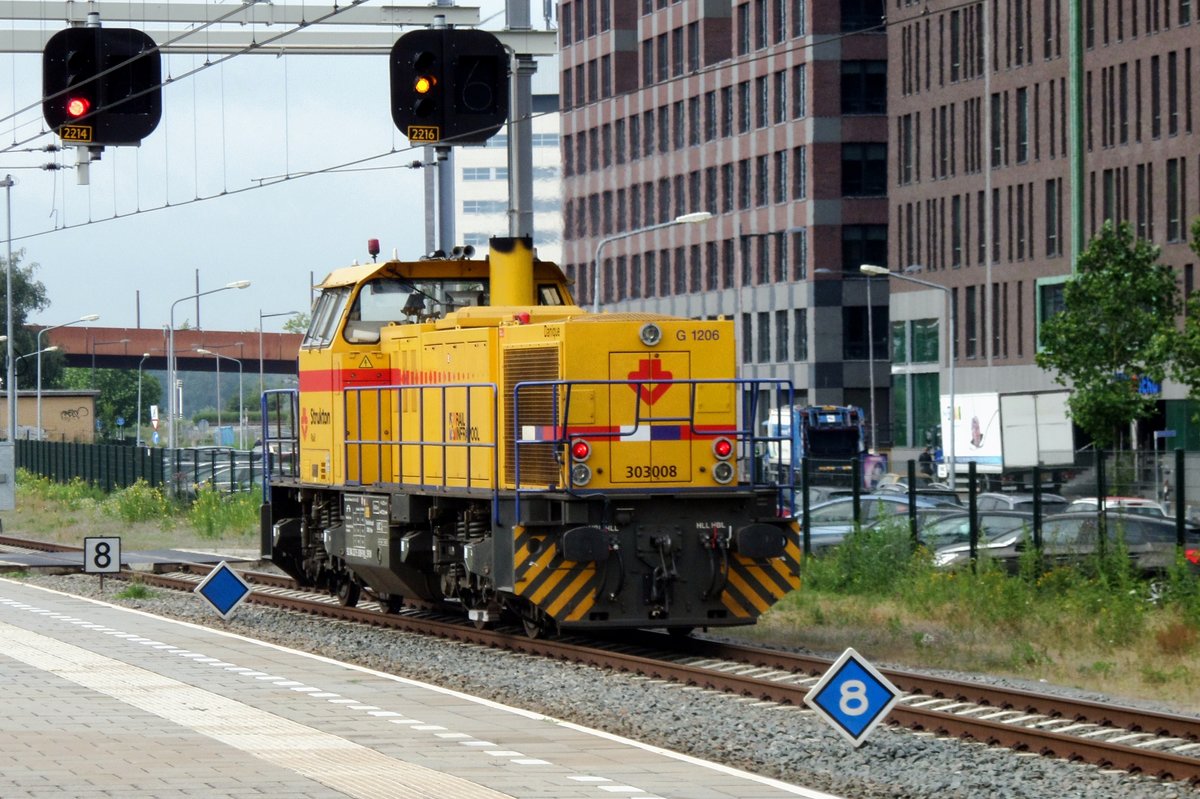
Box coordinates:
[504,346,561,486]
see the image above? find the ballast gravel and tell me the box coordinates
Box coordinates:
[16,572,1199,799]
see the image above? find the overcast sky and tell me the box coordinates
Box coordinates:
[1,1,534,333]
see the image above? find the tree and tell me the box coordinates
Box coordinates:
[1168,218,1200,394]
[0,249,53,389]
[61,367,162,441]
[282,313,309,334]
[1035,220,1179,448]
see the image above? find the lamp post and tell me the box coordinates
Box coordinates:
[861,264,955,483]
[22,346,59,440]
[3,174,14,448]
[197,348,244,449]
[36,314,100,441]
[259,309,301,395]
[591,211,712,313]
[864,272,878,453]
[135,352,151,447]
[90,337,130,386]
[168,280,251,449]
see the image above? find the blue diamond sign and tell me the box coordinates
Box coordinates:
[195,561,252,619]
[804,647,901,747]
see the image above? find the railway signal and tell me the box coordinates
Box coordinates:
[43,26,163,147]
[389,28,508,145]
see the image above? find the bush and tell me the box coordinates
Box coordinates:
[103,480,173,524]
[17,469,104,509]
[188,483,260,539]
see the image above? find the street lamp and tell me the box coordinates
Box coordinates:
[259,309,302,395]
[135,352,151,447]
[3,174,14,448]
[168,280,251,449]
[591,211,712,313]
[91,337,130,386]
[36,314,100,441]
[863,271,879,453]
[196,348,245,449]
[20,345,59,440]
[861,264,956,484]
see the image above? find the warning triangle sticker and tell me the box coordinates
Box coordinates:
[358,355,373,368]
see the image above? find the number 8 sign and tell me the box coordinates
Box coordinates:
[84,536,122,575]
[804,647,901,747]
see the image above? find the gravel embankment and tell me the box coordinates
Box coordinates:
[15,572,1199,799]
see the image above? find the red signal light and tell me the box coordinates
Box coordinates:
[570,440,591,461]
[712,437,734,459]
[66,96,90,118]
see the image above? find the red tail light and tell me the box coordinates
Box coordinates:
[712,437,734,459]
[570,439,591,461]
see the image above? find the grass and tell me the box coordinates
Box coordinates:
[4,470,261,553]
[732,520,1200,711]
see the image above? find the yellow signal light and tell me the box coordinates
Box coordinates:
[414,75,436,94]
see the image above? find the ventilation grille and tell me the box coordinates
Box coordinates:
[504,346,561,486]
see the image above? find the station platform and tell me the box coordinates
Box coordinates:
[0,578,838,799]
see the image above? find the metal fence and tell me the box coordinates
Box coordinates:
[15,441,261,498]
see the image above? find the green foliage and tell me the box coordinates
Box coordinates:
[1169,218,1200,397]
[60,367,162,442]
[1035,220,1179,447]
[798,523,1200,656]
[0,250,53,391]
[115,583,154,600]
[188,483,261,539]
[16,469,104,509]
[102,480,173,524]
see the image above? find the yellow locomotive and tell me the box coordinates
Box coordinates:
[261,237,801,635]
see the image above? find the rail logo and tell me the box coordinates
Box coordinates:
[300,407,331,440]
[627,359,673,406]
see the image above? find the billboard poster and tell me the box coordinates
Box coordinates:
[940,392,1003,473]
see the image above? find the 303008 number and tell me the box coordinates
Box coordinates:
[625,464,678,479]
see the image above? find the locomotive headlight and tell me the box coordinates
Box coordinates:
[712,461,735,484]
[638,323,663,347]
[571,463,593,486]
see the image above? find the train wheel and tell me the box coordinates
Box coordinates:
[382,595,404,614]
[522,615,545,639]
[337,578,361,608]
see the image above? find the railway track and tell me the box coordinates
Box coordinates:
[4,534,1199,785]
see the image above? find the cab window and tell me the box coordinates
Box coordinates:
[303,287,351,349]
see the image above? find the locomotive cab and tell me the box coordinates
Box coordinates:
[262,236,801,635]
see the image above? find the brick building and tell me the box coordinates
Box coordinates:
[887,0,1199,454]
[558,0,891,435]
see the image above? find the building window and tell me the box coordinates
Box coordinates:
[792,64,807,118]
[841,0,883,31]
[841,143,887,196]
[775,310,790,361]
[841,60,887,114]
[842,224,888,272]
[794,309,808,361]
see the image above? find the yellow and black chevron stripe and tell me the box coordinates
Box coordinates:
[512,526,602,624]
[719,530,803,619]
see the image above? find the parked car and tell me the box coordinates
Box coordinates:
[975,492,1069,514]
[800,494,957,554]
[1065,496,1167,517]
[933,511,1200,574]
[909,510,1035,550]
